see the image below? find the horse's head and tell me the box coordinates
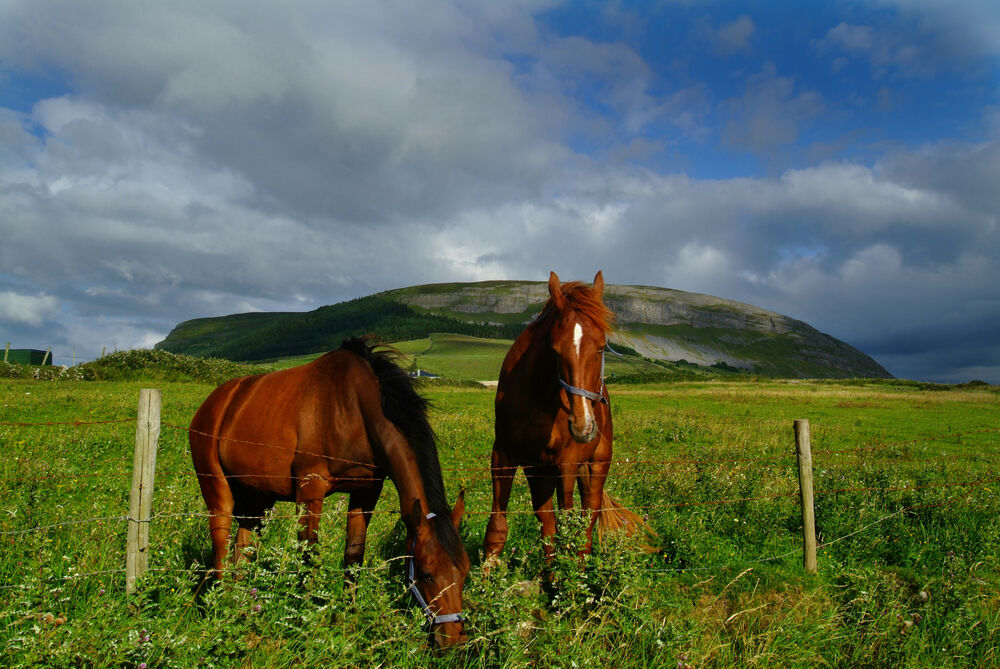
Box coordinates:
[407,494,470,648]
[548,270,611,443]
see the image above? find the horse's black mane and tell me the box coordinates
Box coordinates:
[339,337,464,564]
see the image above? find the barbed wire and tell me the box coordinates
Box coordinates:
[6,420,997,485]
[0,418,134,427]
[812,427,1000,456]
[4,408,998,596]
[4,473,997,542]
[3,492,980,592]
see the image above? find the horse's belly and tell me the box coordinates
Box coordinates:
[219,443,295,497]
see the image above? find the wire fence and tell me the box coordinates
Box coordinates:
[2,411,998,590]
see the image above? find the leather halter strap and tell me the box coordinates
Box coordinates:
[558,343,622,405]
[407,512,466,631]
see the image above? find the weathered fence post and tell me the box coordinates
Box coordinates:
[794,419,818,574]
[3,342,9,363]
[127,389,161,593]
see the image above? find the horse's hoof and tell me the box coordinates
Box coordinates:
[482,555,502,577]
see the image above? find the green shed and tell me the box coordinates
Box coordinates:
[4,349,52,365]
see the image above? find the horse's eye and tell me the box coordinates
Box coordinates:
[420,570,433,582]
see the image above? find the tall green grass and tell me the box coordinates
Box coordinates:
[1,377,998,667]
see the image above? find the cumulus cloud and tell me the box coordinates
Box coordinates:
[0,2,996,382]
[0,291,59,327]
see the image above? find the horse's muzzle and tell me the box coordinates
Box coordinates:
[568,417,598,443]
[431,621,467,648]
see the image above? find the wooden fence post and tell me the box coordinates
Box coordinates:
[3,342,9,363]
[42,347,51,366]
[127,389,161,593]
[794,419,818,574]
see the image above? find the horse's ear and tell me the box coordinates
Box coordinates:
[592,270,604,299]
[450,489,465,528]
[548,271,565,310]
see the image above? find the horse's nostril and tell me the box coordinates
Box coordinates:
[568,419,597,443]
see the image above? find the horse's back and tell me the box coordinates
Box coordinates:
[189,349,381,494]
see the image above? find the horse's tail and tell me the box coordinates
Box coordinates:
[597,491,659,553]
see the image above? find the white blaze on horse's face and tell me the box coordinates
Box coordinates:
[558,318,600,443]
[574,321,592,425]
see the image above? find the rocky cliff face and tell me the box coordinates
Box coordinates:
[399,283,550,315]
[390,281,892,379]
[602,285,802,333]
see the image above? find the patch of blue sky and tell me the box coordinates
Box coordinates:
[0,69,73,143]
[534,1,996,177]
[0,69,71,114]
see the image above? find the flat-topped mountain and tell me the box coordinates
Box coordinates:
[156,281,892,379]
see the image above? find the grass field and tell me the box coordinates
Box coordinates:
[1,373,999,667]
[263,333,721,382]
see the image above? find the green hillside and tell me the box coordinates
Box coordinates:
[156,280,892,379]
[403,334,512,381]
[157,294,522,362]
[256,333,719,383]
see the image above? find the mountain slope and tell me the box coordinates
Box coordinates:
[156,281,892,379]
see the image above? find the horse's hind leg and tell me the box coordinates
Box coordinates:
[296,472,332,548]
[484,445,516,564]
[207,507,233,578]
[576,459,610,556]
[232,490,272,566]
[194,470,234,579]
[344,480,384,581]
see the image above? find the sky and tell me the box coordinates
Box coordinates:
[0,1,998,382]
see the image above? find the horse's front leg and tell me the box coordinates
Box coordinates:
[344,480,384,581]
[484,445,516,566]
[527,472,558,564]
[295,472,332,549]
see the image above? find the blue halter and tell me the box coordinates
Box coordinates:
[406,512,466,631]
[558,343,622,405]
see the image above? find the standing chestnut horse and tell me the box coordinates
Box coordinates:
[189,338,469,647]
[485,271,643,564]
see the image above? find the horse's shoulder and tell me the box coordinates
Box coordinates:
[308,347,376,378]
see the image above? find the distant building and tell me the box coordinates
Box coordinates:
[409,369,439,379]
[4,349,52,365]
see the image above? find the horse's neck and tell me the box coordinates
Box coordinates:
[378,431,432,526]
[509,322,557,387]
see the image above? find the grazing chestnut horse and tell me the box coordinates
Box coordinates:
[485,271,642,564]
[189,338,469,647]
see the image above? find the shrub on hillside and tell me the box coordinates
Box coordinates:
[78,349,269,383]
[0,350,269,384]
[1,362,87,381]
